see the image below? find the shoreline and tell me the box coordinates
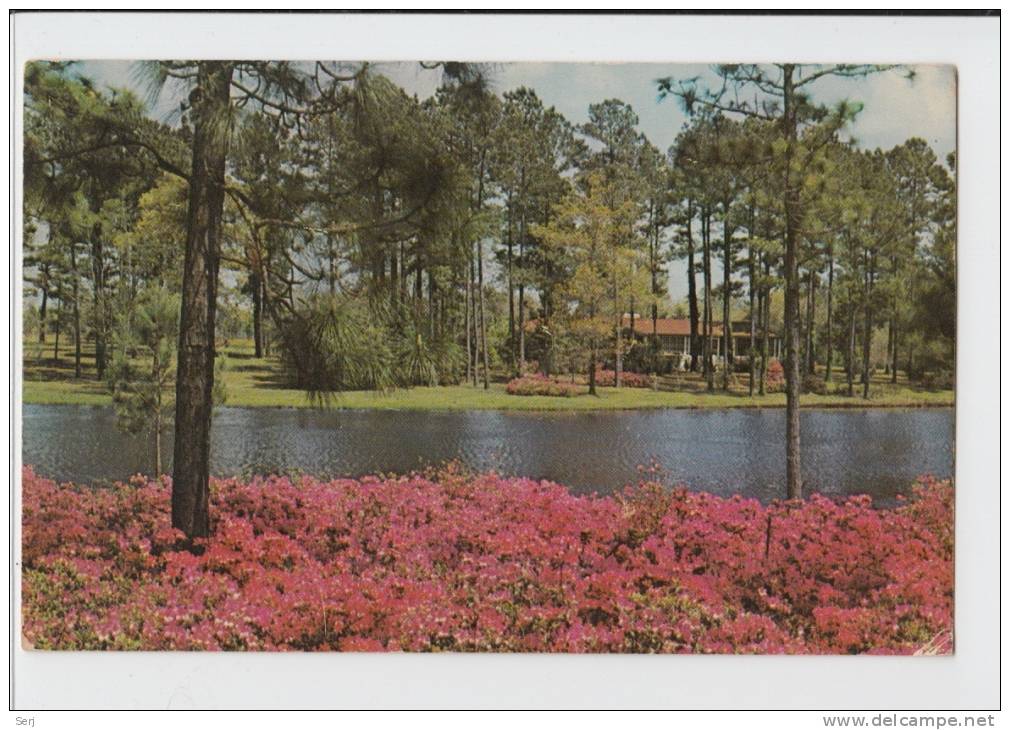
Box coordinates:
[21,396,956,413]
[21,382,956,412]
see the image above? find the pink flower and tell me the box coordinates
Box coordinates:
[20,467,953,655]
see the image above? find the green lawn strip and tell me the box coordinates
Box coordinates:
[22,377,954,411]
[21,339,954,411]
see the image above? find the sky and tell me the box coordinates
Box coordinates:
[74,60,956,302]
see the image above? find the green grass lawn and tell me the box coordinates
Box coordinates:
[21,338,955,411]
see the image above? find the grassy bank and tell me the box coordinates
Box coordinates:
[22,338,955,411]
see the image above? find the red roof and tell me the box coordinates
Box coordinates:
[622,315,724,337]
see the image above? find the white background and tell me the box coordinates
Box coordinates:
[6,10,1002,715]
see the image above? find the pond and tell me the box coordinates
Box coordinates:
[21,404,954,505]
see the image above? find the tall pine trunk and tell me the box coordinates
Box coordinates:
[469,254,477,386]
[747,247,756,397]
[759,254,771,395]
[782,64,803,500]
[506,196,515,374]
[686,204,700,372]
[614,281,623,388]
[154,416,162,477]
[722,203,732,391]
[477,239,489,390]
[541,198,556,377]
[52,296,61,363]
[862,253,875,400]
[475,159,490,390]
[825,254,834,383]
[649,201,659,375]
[37,280,47,345]
[251,271,263,358]
[171,62,234,540]
[702,209,714,392]
[518,209,527,376]
[804,271,817,376]
[153,348,163,476]
[90,225,107,380]
[890,318,900,383]
[464,251,472,386]
[69,242,81,379]
[650,267,659,375]
[846,292,856,397]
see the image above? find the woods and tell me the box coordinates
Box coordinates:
[23,61,956,537]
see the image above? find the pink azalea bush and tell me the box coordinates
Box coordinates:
[594,368,653,388]
[765,359,785,392]
[21,466,952,654]
[506,373,582,397]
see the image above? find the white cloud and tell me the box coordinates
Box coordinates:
[812,64,956,158]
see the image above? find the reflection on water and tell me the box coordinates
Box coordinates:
[21,404,954,504]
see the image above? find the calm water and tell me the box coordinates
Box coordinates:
[21,405,954,504]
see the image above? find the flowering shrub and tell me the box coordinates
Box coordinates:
[765,359,785,392]
[594,368,653,388]
[21,466,952,654]
[506,373,582,397]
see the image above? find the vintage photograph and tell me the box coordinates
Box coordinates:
[20,59,955,655]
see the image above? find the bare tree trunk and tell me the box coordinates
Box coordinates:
[722,203,733,391]
[171,61,234,540]
[805,271,817,376]
[262,266,272,358]
[389,248,398,305]
[588,336,598,396]
[506,197,515,374]
[748,248,756,397]
[519,211,531,376]
[541,198,556,378]
[477,239,489,390]
[154,352,163,476]
[69,243,81,379]
[399,241,407,303]
[782,63,803,500]
[426,270,435,339]
[824,254,834,383]
[686,204,700,372]
[890,319,900,384]
[614,283,623,388]
[702,210,714,392]
[38,276,48,344]
[846,293,856,397]
[464,250,472,385]
[628,295,635,375]
[650,203,660,375]
[251,271,263,358]
[759,277,770,396]
[468,253,478,385]
[885,319,893,375]
[53,297,61,363]
[155,423,162,477]
[91,225,107,380]
[862,254,875,400]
